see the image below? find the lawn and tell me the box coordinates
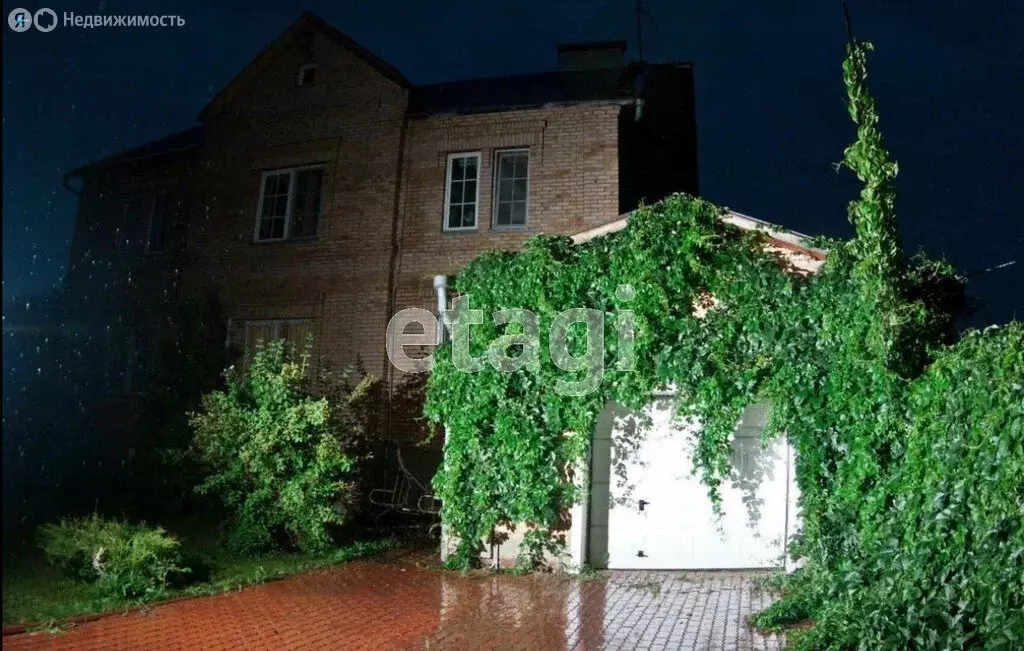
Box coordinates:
[2,515,399,628]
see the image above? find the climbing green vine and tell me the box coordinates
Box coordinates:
[424,39,1023,648]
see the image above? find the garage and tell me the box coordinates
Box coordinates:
[585,394,799,570]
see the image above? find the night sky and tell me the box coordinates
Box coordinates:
[3,0,1022,326]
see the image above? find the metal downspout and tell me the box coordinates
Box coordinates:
[433,274,449,562]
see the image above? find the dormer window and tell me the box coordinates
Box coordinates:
[298,64,316,87]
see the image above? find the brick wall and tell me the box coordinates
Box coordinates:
[68,34,627,454]
[388,104,623,441]
[397,104,622,298]
[64,149,197,397]
[184,35,624,445]
[185,29,409,385]
[66,152,194,313]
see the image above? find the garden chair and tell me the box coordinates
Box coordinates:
[369,447,441,533]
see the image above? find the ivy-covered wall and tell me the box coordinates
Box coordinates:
[425,40,1022,649]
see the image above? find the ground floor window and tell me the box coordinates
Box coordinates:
[243,319,313,360]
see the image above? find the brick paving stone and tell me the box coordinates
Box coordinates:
[4,557,787,650]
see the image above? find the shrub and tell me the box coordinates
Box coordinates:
[188,339,373,554]
[786,325,1024,650]
[37,514,187,599]
[423,35,1023,650]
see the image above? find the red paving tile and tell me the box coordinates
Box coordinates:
[4,555,786,650]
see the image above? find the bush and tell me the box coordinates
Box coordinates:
[784,324,1024,650]
[189,339,374,554]
[37,514,187,599]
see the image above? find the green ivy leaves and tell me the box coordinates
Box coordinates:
[425,39,1022,650]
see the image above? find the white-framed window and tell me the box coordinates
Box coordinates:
[443,152,480,231]
[146,191,171,253]
[254,166,324,242]
[243,319,314,357]
[297,64,316,87]
[493,149,530,228]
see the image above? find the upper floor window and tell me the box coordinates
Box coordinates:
[255,166,323,242]
[443,153,480,231]
[118,192,172,254]
[297,64,316,87]
[493,149,530,228]
[146,191,171,253]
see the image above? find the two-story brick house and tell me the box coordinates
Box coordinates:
[61,12,698,479]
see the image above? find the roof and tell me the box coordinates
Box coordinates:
[571,204,828,268]
[68,65,678,174]
[64,126,204,178]
[303,12,409,88]
[199,11,409,121]
[65,13,693,174]
[408,64,684,116]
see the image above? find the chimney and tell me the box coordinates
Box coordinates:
[556,41,627,71]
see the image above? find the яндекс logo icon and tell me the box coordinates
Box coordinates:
[8,8,32,32]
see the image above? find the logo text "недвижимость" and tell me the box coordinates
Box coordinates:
[7,8,185,33]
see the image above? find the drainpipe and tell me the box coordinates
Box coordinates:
[383,115,409,443]
[224,317,232,357]
[433,275,448,344]
[433,274,450,563]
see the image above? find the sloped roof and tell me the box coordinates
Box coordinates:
[409,66,641,116]
[303,12,409,87]
[571,204,828,269]
[64,126,204,178]
[65,14,693,175]
[200,11,409,121]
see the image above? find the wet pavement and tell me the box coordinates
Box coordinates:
[4,550,786,650]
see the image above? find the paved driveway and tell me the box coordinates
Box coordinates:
[4,551,785,650]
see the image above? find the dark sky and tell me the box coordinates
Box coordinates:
[3,0,1022,326]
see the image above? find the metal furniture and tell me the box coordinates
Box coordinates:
[369,447,441,536]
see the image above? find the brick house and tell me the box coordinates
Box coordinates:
[61,12,698,482]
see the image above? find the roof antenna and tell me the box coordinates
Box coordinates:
[635,0,645,62]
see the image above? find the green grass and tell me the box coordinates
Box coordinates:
[2,558,111,627]
[2,517,399,627]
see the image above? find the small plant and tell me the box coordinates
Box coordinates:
[629,578,663,598]
[751,595,812,633]
[189,338,374,554]
[572,564,606,582]
[37,514,187,599]
[30,619,77,636]
[753,570,789,594]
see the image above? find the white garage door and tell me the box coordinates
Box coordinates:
[587,397,798,570]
